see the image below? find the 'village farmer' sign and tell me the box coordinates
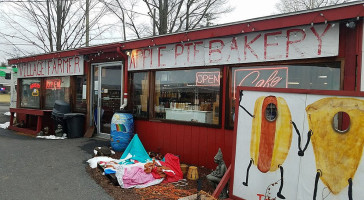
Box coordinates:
[17,55,84,78]
[128,23,339,71]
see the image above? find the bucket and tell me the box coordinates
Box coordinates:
[187,166,199,180]
[180,164,188,176]
[110,112,134,152]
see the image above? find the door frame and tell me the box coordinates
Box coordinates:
[90,61,124,138]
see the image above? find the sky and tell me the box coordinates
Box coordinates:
[0,0,280,64]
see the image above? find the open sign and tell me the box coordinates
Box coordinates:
[46,79,61,90]
[196,71,220,86]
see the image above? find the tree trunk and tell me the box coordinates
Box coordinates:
[158,0,168,35]
[86,0,90,46]
[56,0,63,51]
[46,0,53,52]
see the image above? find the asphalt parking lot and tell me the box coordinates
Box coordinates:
[0,103,113,200]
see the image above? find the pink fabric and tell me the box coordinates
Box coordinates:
[122,165,156,188]
[160,153,183,183]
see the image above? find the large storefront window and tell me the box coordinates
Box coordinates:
[154,68,221,125]
[20,78,41,109]
[44,77,71,109]
[130,72,149,118]
[227,62,341,127]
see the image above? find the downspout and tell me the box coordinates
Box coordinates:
[117,46,128,110]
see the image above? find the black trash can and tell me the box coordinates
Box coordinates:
[63,113,85,138]
[52,100,71,134]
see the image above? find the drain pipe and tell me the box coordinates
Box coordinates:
[117,47,128,110]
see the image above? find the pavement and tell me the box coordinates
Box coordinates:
[0,105,114,200]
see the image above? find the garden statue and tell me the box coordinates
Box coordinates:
[207,148,228,199]
[55,124,64,137]
[37,127,49,137]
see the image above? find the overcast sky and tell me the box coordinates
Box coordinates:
[0,0,280,64]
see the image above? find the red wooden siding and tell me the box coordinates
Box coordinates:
[135,120,233,169]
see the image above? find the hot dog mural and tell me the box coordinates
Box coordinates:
[242,95,292,199]
[232,89,364,200]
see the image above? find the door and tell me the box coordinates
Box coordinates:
[92,62,123,137]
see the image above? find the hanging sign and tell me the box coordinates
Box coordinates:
[196,71,220,86]
[31,89,39,96]
[17,55,84,78]
[30,83,40,89]
[128,23,339,71]
[233,67,288,98]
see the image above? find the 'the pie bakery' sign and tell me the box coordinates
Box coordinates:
[128,23,339,71]
[17,55,84,78]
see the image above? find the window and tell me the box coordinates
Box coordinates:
[75,76,87,112]
[44,77,71,109]
[154,68,221,125]
[20,78,41,109]
[130,72,149,118]
[228,62,341,128]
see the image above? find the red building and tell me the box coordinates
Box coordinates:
[8,2,364,169]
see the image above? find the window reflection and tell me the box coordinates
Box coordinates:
[154,68,221,125]
[20,78,41,109]
[44,77,70,109]
[130,72,149,118]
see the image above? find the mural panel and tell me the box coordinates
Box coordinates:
[233,90,364,200]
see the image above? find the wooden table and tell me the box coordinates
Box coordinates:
[9,108,53,135]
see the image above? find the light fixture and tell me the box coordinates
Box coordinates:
[288,82,300,85]
[346,21,356,29]
[318,75,327,78]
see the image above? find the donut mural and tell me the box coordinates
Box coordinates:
[306,97,364,200]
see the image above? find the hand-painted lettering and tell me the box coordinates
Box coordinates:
[244,34,261,60]
[143,49,152,68]
[227,37,240,62]
[209,40,224,63]
[184,43,193,63]
[286,29,306,58]
[175,43,184,65]
[193,41,203,63]
[264,31,282,60]
[17,55,83,78]
[158,46,166,67]
[310,24,331,55]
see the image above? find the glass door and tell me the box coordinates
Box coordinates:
[92,62,122,137]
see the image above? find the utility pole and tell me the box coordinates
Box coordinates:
[153,9,156,36]
[186,0,190,31]
[86,0,90,46]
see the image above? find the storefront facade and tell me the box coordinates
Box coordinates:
[7,2,364,169]
[122,2,364,169]
[8,44,127,136]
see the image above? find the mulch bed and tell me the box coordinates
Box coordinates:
[86,151,216,200]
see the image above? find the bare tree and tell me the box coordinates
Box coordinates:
[276,0,353,13]
[101,0,232,38]
[0,0,109,57]
[144,0,232,34]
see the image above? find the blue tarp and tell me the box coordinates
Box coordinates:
[119,134,151,164]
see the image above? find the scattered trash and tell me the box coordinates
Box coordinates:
[94,146,115,156]
[4,112,11,116]
[172,179,188,187]
[0,122,10,129]
[87,156,118,168]
[36,134,67,140]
